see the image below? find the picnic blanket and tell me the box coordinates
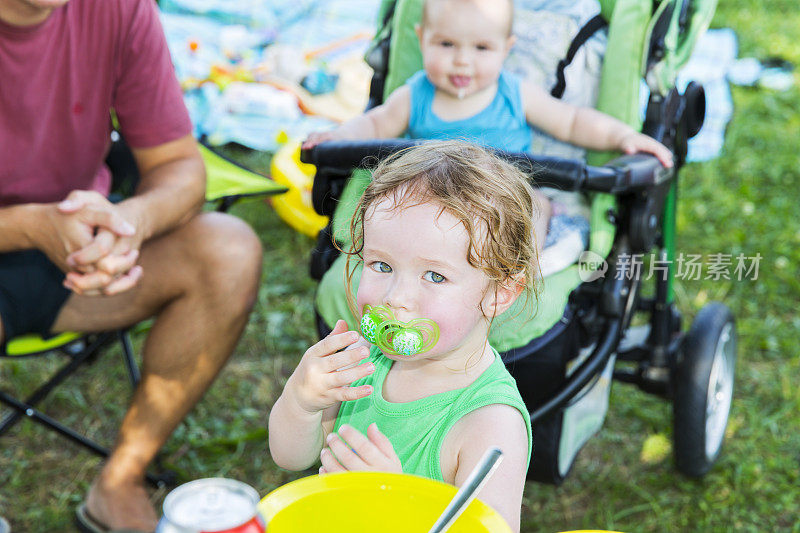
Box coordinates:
[160,0,379,151]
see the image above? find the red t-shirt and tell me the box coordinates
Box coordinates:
[0,0,192,206]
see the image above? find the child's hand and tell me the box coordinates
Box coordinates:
[619,132,674,168]
[320,423,403,474]
[287,320,375,414]
[302,130,336,149]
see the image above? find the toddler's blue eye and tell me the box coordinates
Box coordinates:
[424,271,445,283]
[372,261,392,273]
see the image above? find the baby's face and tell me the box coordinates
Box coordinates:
[417,0,514,99]
[356,196,494,362]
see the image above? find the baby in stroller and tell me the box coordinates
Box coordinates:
[304,0,673,262]
[270,142,537,531]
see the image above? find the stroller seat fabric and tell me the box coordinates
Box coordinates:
[540,189,591,277]
[508,0,607,160]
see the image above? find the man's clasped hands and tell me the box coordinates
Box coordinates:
[44,190,144,296]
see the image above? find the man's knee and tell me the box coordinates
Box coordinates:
[182,212,262,310]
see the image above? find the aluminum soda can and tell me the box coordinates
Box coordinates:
[156,478,266,533]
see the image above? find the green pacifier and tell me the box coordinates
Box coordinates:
[360,304,440,357]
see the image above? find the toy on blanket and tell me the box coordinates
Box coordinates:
[360,305,440,357]
[180,38,257,90]
[269,133,329,238]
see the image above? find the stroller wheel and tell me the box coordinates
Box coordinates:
[673,302,736,477]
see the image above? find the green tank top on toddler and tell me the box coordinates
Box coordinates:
[334,345,533,481]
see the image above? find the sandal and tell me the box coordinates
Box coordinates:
[75,503,152,533]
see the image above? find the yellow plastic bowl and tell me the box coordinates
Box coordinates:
[258,472,512,533]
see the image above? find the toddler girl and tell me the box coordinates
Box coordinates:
[269,141,538,531]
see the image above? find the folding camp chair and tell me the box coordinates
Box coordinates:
[106,132,288,210]
[0,332,148,467]
[0,136,284,486]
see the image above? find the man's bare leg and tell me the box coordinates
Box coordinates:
[51,212,262,530]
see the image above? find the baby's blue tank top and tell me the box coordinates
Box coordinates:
[406,70,532,152]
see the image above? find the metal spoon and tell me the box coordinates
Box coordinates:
[427,446,504,533]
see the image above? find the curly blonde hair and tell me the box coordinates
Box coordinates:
[344,140,540,317]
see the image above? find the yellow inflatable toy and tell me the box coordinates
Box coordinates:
[258,472,511,533]
[270,132,329,238]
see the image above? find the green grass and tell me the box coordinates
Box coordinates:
[2,2,799,531]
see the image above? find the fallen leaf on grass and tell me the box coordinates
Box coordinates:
[640,433,671,464]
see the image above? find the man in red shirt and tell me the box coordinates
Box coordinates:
[0,0,263,529]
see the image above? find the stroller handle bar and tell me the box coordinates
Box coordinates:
[300,139,672,195]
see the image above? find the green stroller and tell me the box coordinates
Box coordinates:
[302,0,733,484]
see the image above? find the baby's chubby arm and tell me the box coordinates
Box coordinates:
[444,404,529,533]
[520,81,673,168]
[268,320,375,470]
[303,85,411,148]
